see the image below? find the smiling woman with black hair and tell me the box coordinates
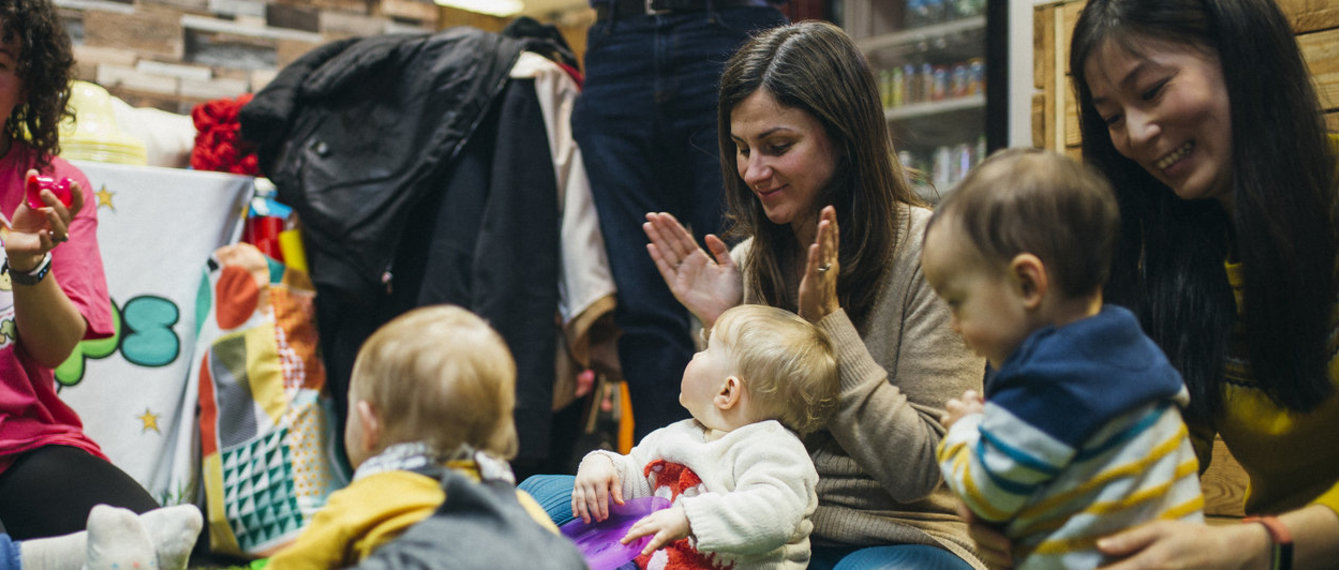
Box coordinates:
[965,0,1339,568]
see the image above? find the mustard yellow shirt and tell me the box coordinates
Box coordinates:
[267,463,557,569]
[1199,261,1339,517]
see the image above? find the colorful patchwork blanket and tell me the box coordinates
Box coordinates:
[193,243,348,557]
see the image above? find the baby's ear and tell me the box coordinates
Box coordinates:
[1009,253,1048,309]
[356,399,382,451]
[714,376,743,410]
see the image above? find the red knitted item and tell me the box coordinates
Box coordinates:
[634,460,733,570]
[191,93,259,175]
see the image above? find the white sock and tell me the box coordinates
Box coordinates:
[14,505,202,570]
[18,530,84,570]
[138,505,201,570]
[82,505,156,570]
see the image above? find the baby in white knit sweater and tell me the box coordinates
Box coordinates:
[572,304,838,569]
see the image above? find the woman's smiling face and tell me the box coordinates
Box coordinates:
[729,88,838,234]
[1084,37,1234,208]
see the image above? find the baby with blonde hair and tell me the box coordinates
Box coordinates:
[343,305,518,466]
[269,305,554,569]
[573,304,838,569]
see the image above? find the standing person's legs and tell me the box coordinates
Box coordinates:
[664,6,790,256]
[576,15,696,438]
[0,446,159,540]
[576,8,787,439]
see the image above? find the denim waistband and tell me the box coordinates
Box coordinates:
[594,0,769,20]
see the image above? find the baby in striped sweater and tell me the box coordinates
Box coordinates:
[921,149,1204,569]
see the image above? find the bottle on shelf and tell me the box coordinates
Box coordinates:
[896,67,904,109]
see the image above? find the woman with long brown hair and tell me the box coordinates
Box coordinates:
[644,20,985,569]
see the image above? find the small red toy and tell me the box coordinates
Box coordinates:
[25,172,74,210]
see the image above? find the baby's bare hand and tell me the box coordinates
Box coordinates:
[942,390,985,429]
[622,503,690,556]
[573,455,623,523]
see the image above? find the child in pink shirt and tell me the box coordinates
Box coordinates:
[0,0,159,540]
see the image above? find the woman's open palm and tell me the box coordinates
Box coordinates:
[643,211,742,328]
[798,206,840,323]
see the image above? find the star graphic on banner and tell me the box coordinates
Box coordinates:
[138,408,160,434]
[95,185,115,212]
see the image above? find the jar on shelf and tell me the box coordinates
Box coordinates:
[954,142,974,183]
[906,0,926,28]
[906,0,947,28]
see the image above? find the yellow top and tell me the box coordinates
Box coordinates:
[267,462,557,570]
[1198,261,1339,517]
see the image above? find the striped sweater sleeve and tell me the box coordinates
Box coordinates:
[936,403,1077,523]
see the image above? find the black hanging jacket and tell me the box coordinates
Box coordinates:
[239,28,562,464]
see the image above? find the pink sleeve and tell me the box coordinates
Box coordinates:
[47,159,113,340]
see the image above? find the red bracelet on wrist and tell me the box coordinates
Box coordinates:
[1243,516,1292,570]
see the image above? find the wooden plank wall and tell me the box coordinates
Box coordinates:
[437,6,595,69]
[59,0,595,115]
[1290,0,1339,131]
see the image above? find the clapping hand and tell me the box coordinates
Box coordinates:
[644,211,742,328]
[798,206,840,323]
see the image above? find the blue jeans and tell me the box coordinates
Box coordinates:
[574,6,787,438]
[519,475,973,569]
[0,535,16,570]
[810,545,976,570]
[519,474,579,527]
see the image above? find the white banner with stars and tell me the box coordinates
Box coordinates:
[57,162,251,506]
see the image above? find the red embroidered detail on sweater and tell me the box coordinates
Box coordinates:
[643,459,703,501]
[635,460,732,570]
[634,538,733,570]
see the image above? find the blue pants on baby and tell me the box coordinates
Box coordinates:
[0,535,20,570]
[519,474,975,569]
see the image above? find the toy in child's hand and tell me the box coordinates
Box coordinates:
[25,172,74,210]
[560,496,672,570]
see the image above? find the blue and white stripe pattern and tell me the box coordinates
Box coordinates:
[937,306,1204,569]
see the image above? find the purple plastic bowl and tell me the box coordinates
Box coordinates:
[559,496,673,570]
